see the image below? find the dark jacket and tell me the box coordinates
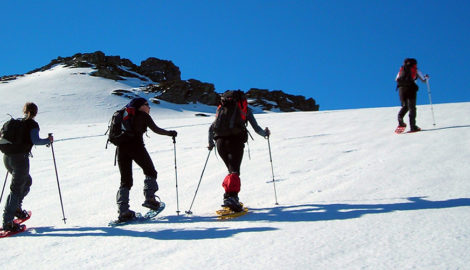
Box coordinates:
[2,118,48,154]
[124,111,172,146]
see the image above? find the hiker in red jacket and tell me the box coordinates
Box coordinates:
[395,58,429,132]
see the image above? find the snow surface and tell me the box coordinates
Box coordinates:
[0,66,469,269]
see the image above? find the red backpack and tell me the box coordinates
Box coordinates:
[397,58,418,89]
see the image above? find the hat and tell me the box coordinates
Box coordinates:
[128,97,148,109]
[404,58,417,66]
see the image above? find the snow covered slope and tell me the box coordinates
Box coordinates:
[0,66,469,269]
[0,65,217,124]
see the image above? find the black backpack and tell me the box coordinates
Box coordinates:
[106,107,135,148]
[0,118,27,154]
[213,90,248,139]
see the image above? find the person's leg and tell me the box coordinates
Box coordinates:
[408,93,418,130]
[116,147,133,215]
[397,87,408,126]
[216,137,245,174]
[131,146,158,201]
[219,137,245,212]
[2,154,30,229]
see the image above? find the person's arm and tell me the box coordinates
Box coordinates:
[30,128,50,145]
[145,113,176,137]
[208,122,215,149]
[417,70,429,82]
[246,109,269,137]
[395,67,403,81]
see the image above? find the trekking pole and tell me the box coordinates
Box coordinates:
[426,79,436,126]
[172,136,180,216]
[49,133,67,224]
[0,172,8,204]
[185,149,212,215]
[267,137,279,205]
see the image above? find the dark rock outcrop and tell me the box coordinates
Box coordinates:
[0,74,23,83]
[137,58,181,83]
[246,88,319,112]
[27,51,180,82]
[144,79,218,105]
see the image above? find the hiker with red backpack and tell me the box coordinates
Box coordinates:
[208,90,270,212]
[395,58,430,133]
[110,97,177,222]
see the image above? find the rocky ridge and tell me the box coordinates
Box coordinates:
[1,51,319,111]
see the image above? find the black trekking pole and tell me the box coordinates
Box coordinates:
[0,172,8,204]
[185,149,212,215]
[426,79,436,126]
[49,133,67,224]
[267,137,279,205]
[172,136,180,216]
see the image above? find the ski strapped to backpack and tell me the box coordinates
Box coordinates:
[0,116,27,154]
[105,106,136,149]
[212,90,249,138]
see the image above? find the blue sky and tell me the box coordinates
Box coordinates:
[1,1,469,110]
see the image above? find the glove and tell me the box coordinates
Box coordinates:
[208,142,215,150]
[264,127,271,137]
[169,130,177,137]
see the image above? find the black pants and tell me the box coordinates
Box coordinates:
[216,136,245,175]
[2,153,32,225]
[398,87,418,128]
[117,143,158,195]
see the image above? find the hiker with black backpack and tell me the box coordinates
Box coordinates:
[208,90,270,212]
[0,102,53,232]
[395,58,430,133]
[108,97,177,222]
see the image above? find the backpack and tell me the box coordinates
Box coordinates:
[396,58,418,90]
[106,106,136,147]
[213,90,248,139]
[0,118,27,154]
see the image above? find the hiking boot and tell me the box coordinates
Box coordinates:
[398,121,407,128]
[15,208,30,220]
[410,126,421,132]
[223,196,243,212]
[118,209,136,222]
[142,197,161,211]
[2,221,24,232]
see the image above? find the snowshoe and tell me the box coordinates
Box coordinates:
[395,123,407,134]
[1,223,27,238]
[14,210,32,225]
[216,203,249,220]
[2,221,25,233]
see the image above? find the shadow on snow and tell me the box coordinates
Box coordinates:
[421,124,470,132]
[241,196,470,222]
[17,197,469,239]
[22,225,277,240]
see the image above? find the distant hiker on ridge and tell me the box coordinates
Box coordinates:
[208,90,270,212]
[1,102,53,232]
[395,58,430,133]
[109,97,177,222]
